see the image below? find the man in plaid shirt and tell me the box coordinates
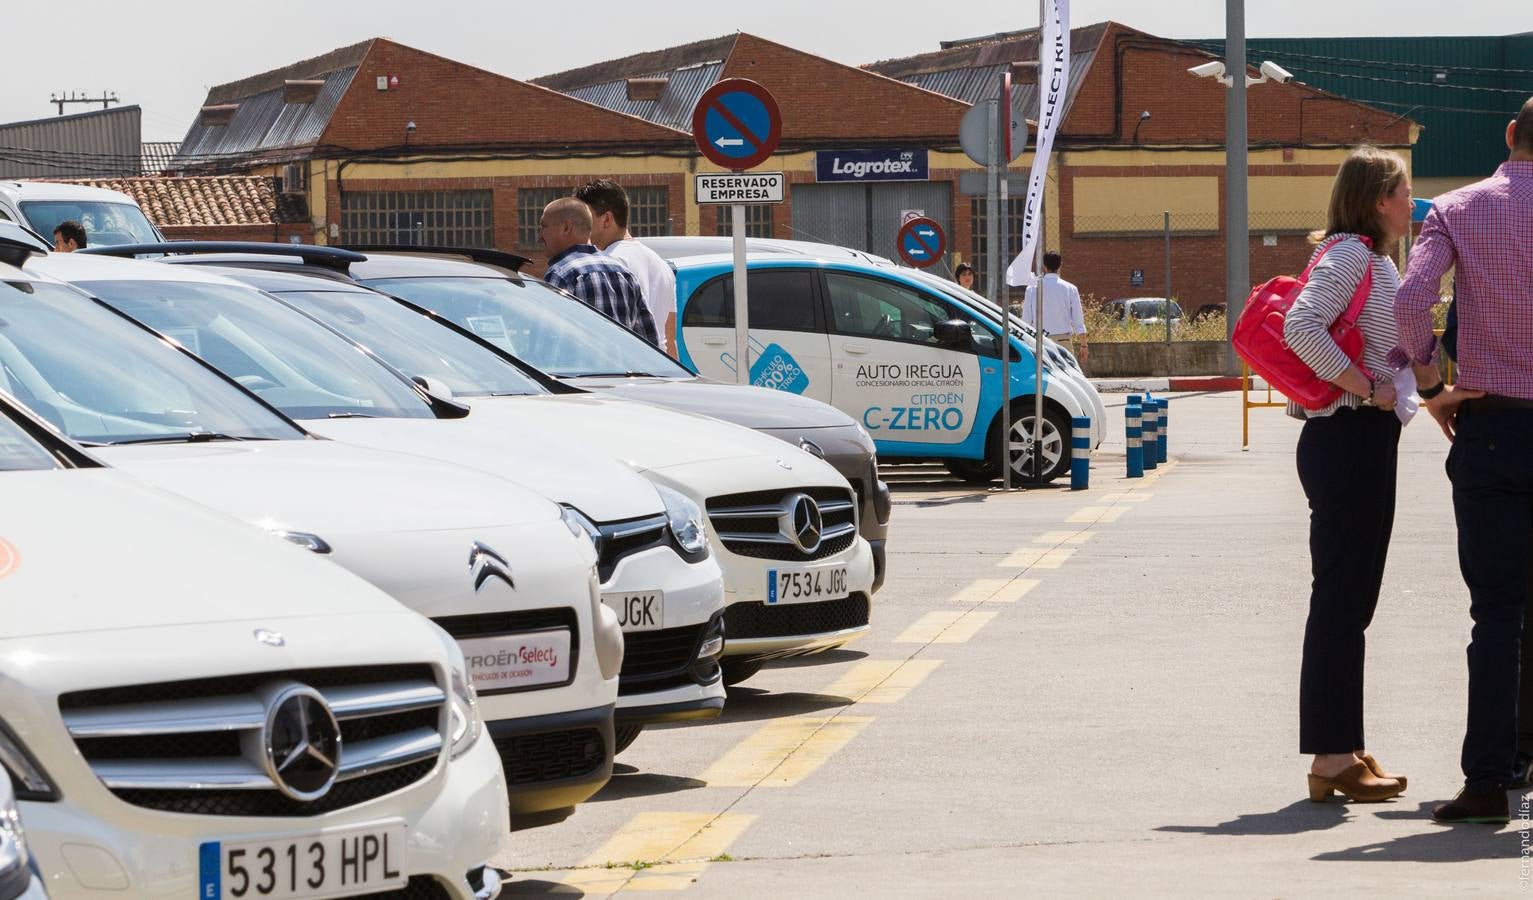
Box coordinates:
[539,197,659,345]
[1396,97,1533,824]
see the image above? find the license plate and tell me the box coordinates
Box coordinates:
[198,822,406,900]
[458,630,572,693]
[767,565,850,605]
[602,591,664,632]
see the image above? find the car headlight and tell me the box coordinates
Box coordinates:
[0,782,29,900]
[0,721,55,802]
[446,653,482,760]
[656,485,709,563]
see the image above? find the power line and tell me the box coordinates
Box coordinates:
[1188,40,1533,78]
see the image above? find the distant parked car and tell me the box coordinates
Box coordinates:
[1103,297,1184,326]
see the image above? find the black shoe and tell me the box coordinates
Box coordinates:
[1432,787,1510,824]
[1512,752,1533,790]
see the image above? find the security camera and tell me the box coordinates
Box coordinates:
[1259,61,1294,84]
[1188,60,1226,80]
[405,120,417,132]
[1139,110,1151,120]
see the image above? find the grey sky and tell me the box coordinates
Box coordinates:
[6,0,1526,141]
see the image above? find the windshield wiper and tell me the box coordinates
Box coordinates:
[578,371,663,379]
[325,412,378,418]
[105,432,269,446]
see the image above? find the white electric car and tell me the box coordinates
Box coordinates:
[0,393,509,900]
[34,252,726,757]
[98,245,878,688]
[0,227,621,828]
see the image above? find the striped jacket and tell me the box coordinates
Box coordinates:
[1281,234,1401,419]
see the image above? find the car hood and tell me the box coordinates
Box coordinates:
[463,394,842,477]
[0,469,412,639]
[567,376,855,430]
[300,416,663,523]
[90,438,561,535]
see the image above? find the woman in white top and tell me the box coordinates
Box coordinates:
[1282,146,1415,805]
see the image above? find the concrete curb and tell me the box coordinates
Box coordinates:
[1090,375,1270,394]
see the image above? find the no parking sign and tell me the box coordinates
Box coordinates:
[691,79,783,171]
[897,217,946,269]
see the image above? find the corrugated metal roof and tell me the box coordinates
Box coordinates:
[898,52,1096,120]
[175,68,355,168]
[1191,35,1530,178]
[565,63,723,132]
[140,142,181,174]
[0,106,142,179]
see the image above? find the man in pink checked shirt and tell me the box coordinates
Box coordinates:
[1395,97,1533,825]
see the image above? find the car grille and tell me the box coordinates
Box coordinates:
[725,593,871,640]
[60,665,445,817]
[354,876,452,899]
[492,727,606,786]
[706,487,857,561]
[594,514,669,583]
[617,614,723,696]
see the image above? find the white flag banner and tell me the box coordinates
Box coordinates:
[1006,0,1070,287]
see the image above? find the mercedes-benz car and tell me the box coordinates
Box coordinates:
[0,392,508,900]
[0,226,621,828]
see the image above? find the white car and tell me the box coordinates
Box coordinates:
[0,394,509,900]
[34,252,727,757]
[100,246,879,687]
[0,182,162,248]
[0,228,622,828]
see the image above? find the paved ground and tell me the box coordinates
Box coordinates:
[495,390,1533,897]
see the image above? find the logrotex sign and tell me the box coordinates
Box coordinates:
[815,149,929,183]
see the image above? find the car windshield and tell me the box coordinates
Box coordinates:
[0,279,302,445]
[363,276,693,379]
[0,413,60,471]
[272,289,544,397]
[78,279,436,421]
[19,201,158,247]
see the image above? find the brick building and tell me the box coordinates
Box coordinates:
[172,24,1415,310]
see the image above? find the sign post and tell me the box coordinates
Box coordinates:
[692,78,784,385]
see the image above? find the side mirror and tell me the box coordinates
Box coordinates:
[933,319,972,348]
[411,375,471,419]
[412,375,454,399]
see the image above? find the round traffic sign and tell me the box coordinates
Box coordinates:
[692,78,783,171]
[897,217,946,268]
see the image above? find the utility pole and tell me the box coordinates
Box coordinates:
[1224,0,1248,376]
[50,91,120,116]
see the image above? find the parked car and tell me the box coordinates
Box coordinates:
[664,251,1099,483]
[0,391,510,900]
[1103,297,1184,326]
[0,181,163,248]
[2,225,622,829]
[41,251,726,757]
[83,242,882,688]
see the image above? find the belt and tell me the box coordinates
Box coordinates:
[1462,395,1533,413]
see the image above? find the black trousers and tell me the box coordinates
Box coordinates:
[1297,406,1401,755]
[1450,405,1533,790]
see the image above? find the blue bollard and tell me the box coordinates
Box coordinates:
[1070,416,1091,490]
[1142,399,1159,471]
[1155,398,1169,464]
[1125,402,1143,478]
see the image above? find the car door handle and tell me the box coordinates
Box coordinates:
[702,336,728,346]
[843,343,870,355]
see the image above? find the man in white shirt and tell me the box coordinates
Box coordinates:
[1020,250,1088,364]
[576,180,677,355]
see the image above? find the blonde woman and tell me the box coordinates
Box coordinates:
[1282,146,1415,804]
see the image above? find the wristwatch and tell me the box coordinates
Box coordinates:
[1366,381,1376,405]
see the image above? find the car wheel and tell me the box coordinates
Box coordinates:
[1006,405,1071,483]
[721,657,765,687]
[614,722,644,755]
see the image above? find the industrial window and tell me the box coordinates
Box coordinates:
[715,204,775,239]
[626,186,672,237]
[341,190,493,248]
[516,187,565,250]
[969,196,1026,296]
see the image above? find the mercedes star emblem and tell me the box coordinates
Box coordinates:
[785,493,824,554]
[469,542,515,592]
[253,628,285,648]
[262,685,341,801]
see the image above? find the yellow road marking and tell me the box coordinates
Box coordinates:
[1095,492,1153,503]
[999,546,1075,568]
[949,578,1038,604]
[1066,506,1125,524]
[560,812,755,893]
[1035,530,1095,545]
[895,610,998,644]
[701,717,873,788]
[823,659,943,704]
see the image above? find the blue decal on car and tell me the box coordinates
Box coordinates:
[749,343,810,395]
